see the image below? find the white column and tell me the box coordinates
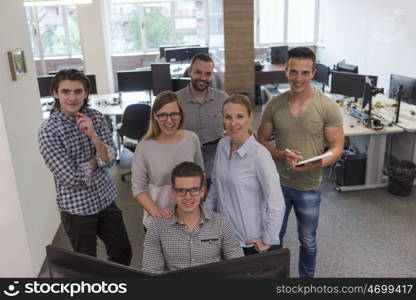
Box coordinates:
[0,0,59,277]
[77,0,114,94]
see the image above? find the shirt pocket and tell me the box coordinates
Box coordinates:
[305,118,323,136]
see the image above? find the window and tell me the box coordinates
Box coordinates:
[255,0,318,46]
[25,5,82,59]
[109,0,207,54]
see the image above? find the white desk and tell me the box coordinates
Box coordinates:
[327,94,404,192]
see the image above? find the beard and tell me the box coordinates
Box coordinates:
[191,78,210,92]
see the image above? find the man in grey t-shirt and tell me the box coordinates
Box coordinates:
[177,54,228,183]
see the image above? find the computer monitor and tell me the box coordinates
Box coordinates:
[165,47,190,63]
[116,68,152,93]
[86,74,97,94]
[46,245,152,278]
[389,74,416,105]
[335,60,359,73]
[163,248,290,278]
[46,245,290,278]
[330,71,366,98]
[187,46,209,59]
[172,77,190,92]
[37,75,54,97]
[159,44,200,59]
[314,62,331,86]
[151,63,172,95]
[270,46,288,64]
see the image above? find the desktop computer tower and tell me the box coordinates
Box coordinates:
[335,153,367,186]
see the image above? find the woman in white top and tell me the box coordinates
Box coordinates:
[205,94,285,255]
[131,91,204,228]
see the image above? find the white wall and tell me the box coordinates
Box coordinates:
[0,0,59,277]
[317,0,416,91]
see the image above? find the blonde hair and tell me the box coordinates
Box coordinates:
[222,94,254,135]
[144,90,185,140]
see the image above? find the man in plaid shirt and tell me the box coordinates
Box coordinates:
[142,162,243,273]
[39,69,131,266]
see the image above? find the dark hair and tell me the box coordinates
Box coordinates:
[286,47,316,70]
[50,69,91,113]
[145,90,184,139]
[190,53,214,69]
[171,162,205,188]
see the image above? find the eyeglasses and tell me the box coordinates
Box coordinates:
[173,187,201,197]
[156,112,181,121]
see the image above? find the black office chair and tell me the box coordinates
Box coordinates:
[172,77,191,92]
[117,103,151,182]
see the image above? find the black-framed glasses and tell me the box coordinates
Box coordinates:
[156,112,181,121]
[173,187,201,197]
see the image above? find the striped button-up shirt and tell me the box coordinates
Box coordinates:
[38,108,117,215]
[142,207,243,273]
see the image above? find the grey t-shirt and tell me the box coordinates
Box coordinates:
[261,89,343,190]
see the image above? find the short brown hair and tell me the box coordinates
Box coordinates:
[190,53,214,70]
[144,90,184,139]
[171,162,205,188]
[286,47,316,70]
[50,69,90,113]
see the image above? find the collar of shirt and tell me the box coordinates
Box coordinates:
[221,134,256,158]
[169,205,213,227]
[52,107,89,124]
[185,85,214,104]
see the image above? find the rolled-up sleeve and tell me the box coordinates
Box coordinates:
[131,141,150,197]
[39,129,92,187]
[95,114,117,168]
[256,148,285,246]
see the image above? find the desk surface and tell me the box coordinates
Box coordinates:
[255,63,287,85]
[41,91,151,119]
[325,94,404,136]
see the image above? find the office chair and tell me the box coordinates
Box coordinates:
[117,103,151,182]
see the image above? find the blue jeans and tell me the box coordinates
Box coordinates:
[278,185,321,278]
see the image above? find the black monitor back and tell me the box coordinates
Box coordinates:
[172,77,190,92]
[151,63,173,95]
[314,62,330,86]
[38,75,54,97]
[46,245,289,278]
[117,68,152,92]
[165,48,189,63]
[331,71,366,98]
[46,245,153,278]
[389,74,416,105]
[270,46,288,64]
[159,44,200,59]
[162,248,290,278]
[86,74,98,94]
[187,46,209,59]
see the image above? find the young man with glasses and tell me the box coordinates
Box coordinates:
[142,162,243,273]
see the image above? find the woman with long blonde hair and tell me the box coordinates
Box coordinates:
[131,91,204,228]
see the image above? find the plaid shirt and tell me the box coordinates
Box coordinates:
[38,108,117,215]
[142,207,244,273]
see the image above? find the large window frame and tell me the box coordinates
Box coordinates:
[108,0,208,55]
[254,0,320,47]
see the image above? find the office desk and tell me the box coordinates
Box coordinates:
[255,63,287,85]
[328,94,404,192]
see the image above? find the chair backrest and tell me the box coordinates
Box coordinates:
[86,74,98,94]
[119,104,151,141]
[151,63,173,96]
